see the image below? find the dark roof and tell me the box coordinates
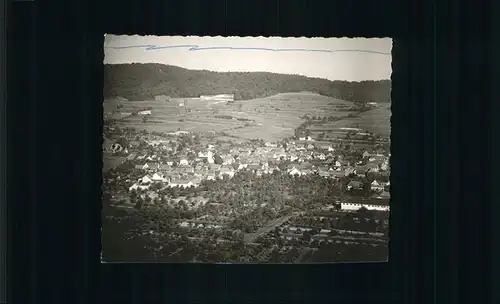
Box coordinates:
[347,180,364,186]
[348,197,390,206]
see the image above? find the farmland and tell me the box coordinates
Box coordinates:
[103,92,365,142]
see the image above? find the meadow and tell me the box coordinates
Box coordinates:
[103,92,390,142]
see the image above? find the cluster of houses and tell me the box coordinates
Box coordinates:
[124,139,391,194]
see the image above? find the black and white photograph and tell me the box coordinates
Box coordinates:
[102,35,392,263]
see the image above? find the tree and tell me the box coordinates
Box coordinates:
[214,154,223,165]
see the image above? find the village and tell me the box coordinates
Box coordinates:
[102,114,391,263]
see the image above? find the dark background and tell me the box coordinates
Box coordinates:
[6,0,495,303]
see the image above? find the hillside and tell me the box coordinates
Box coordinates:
[104,63,391,103]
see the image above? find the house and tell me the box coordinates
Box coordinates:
[211,164,221,171]
[369,155,386,163]
[152,172,169,183]
[198,151,209,158]
[354,165,369,177]
[168,179,193,188]
[129,141,141,148]
[318,170,330,178]
[154,95,170,101]
[370,180,385,192]
[366,162,380,172]
[149,162,161,170]
[190,177,202,187]
[247,164,261,172]
[134,164,144,170]
[219,166,235,178]
[288,167,303,176]
[206,171,217,180]
[265,142,278,148]
[329,170,346,179]
[129,183,150,192]
[344,167,355,176]
[159,164,171,171]
[340,201,389,212]
[318,144,331,151]
[138,110,152,115]
[299,137,306,141]
[126,153,137,161]
[301,169,314,175]
[347,180,364,191]
[362,151,371,158]
[237,163,248,171]
[221,155,235,165]
[307,144,315,150]
[178,156,190,167]
[139,175,153,184]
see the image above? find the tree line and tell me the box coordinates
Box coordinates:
[104,63,391,104]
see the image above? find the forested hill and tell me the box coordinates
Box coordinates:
[104,63,391,103]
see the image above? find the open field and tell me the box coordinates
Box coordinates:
[104,93,362,142]
[305,107,391,138]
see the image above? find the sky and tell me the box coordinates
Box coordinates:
[104,35,392,82]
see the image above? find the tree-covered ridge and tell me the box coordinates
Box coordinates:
[104,63,391,103]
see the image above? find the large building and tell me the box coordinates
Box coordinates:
[341,197,390,212]
[200,94,235,102]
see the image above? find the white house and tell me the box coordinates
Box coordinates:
[129,174,153,192]
[200,94,235,102]
[179,157,189,166]
[152,172,169,183]
[237,163,248,171]
[288,167,303,176]
[138,110,152,115]
[370,180,385,192]
[168,180,193,188]
[198,151,209,158]
[207,151,215,164]
[340,202,390,212]
[299,137,306,141]
[128,183,150,192]
[139,175,153,184]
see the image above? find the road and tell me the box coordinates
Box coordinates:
[243,212,300,243]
